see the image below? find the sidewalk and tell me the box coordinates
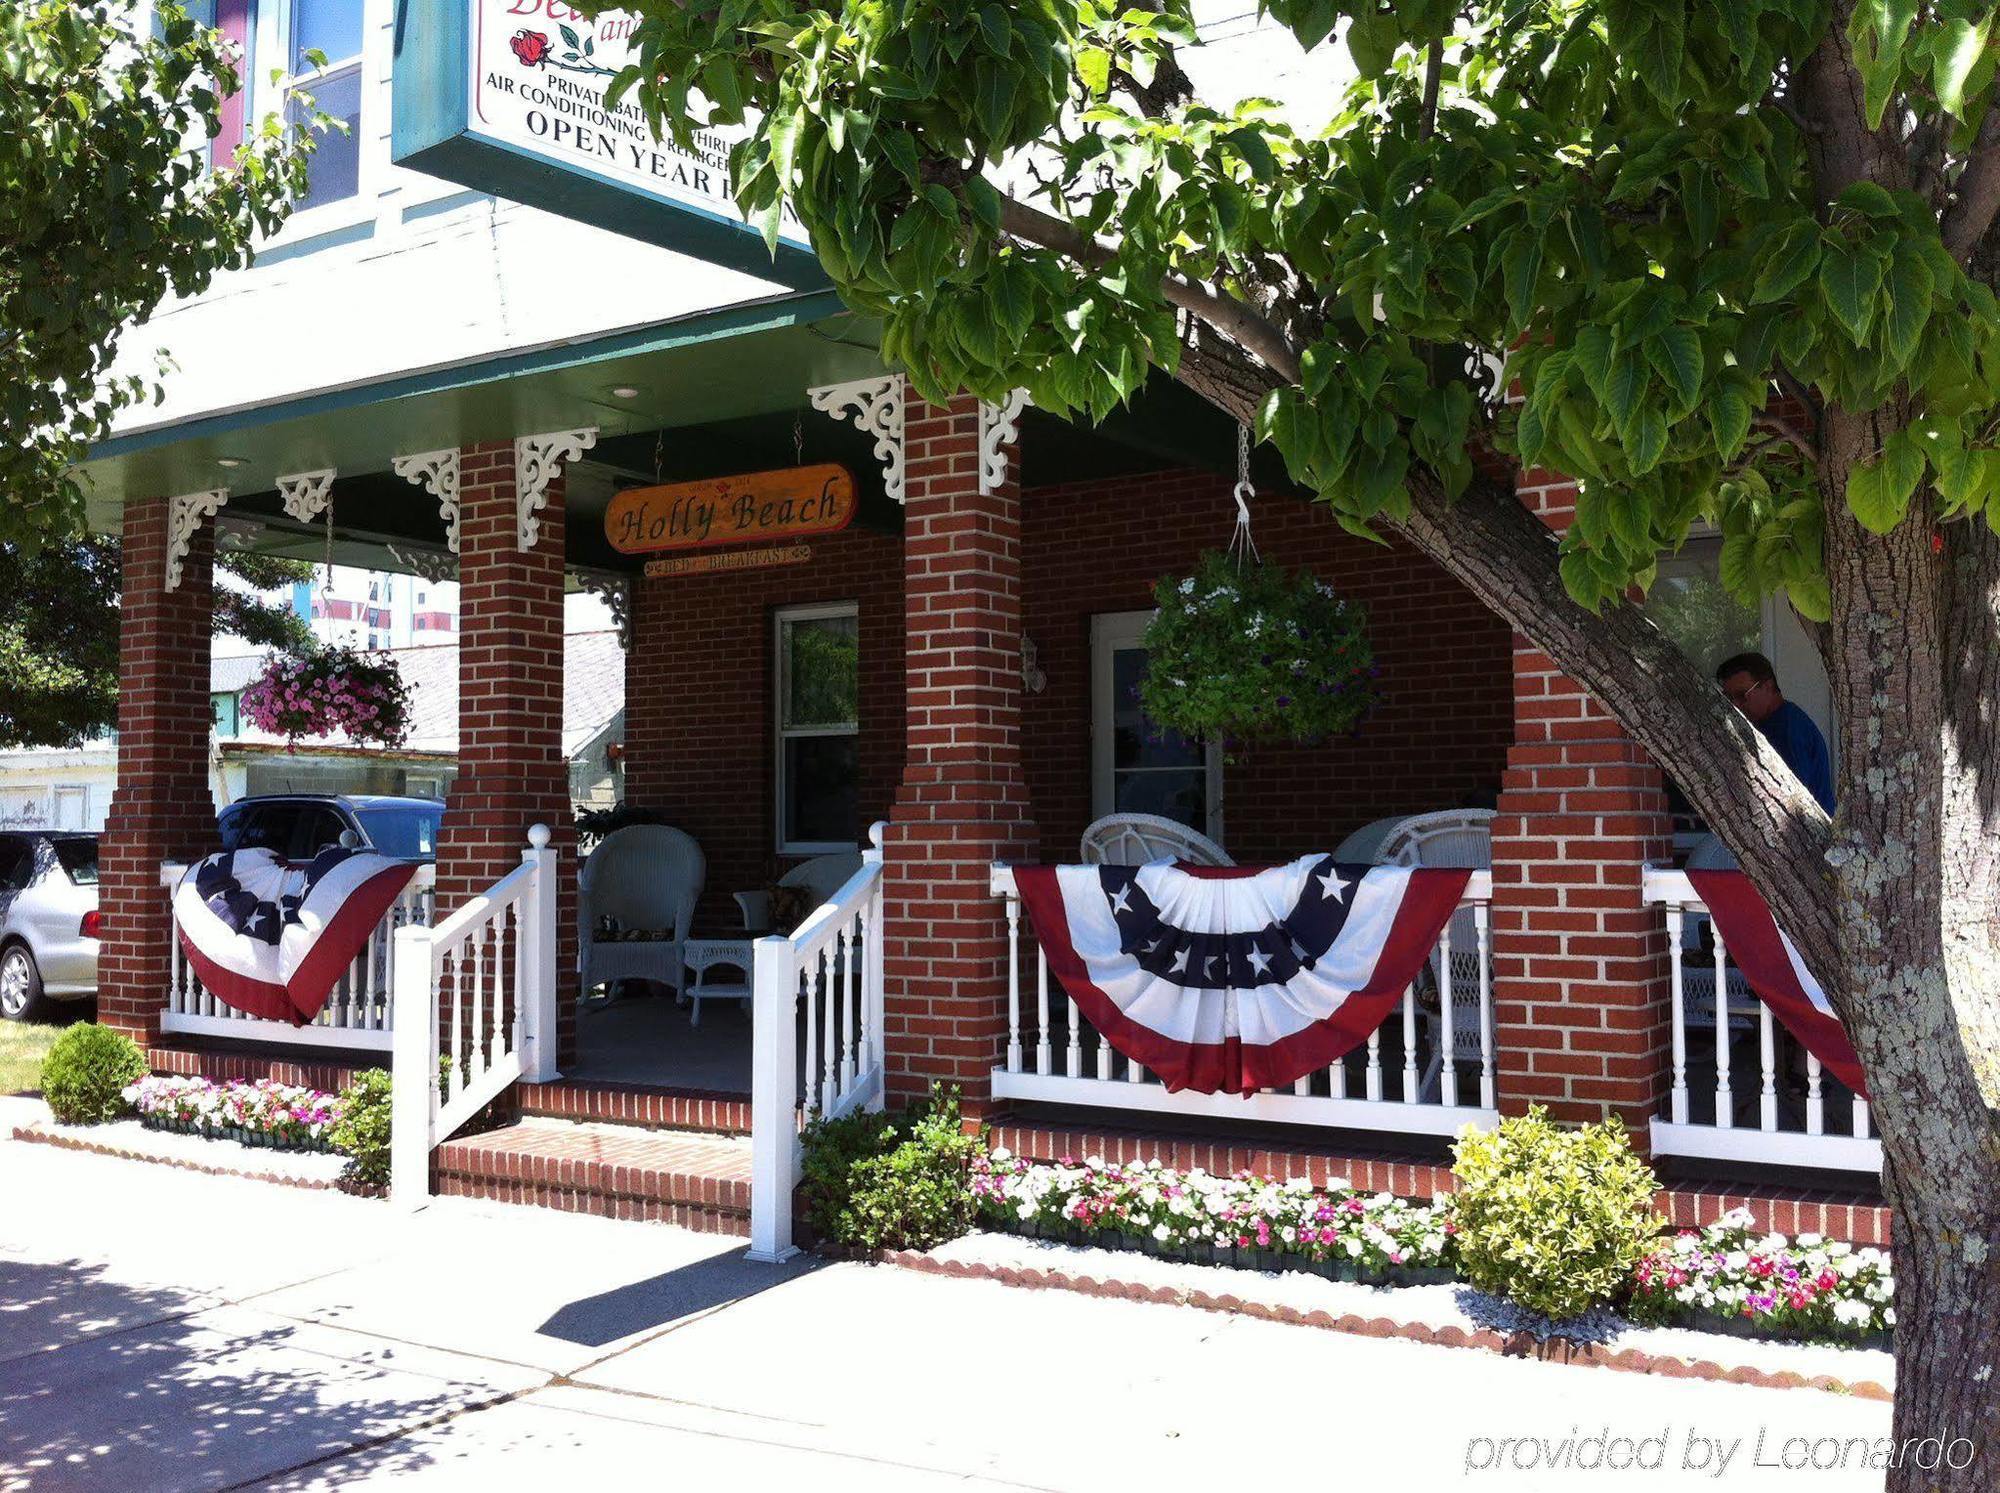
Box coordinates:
[0,1123,1893,1491]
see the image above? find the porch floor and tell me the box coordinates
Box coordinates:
[571,990,755,1092]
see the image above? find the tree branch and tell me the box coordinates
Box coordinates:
[996,192,1303,381]
[1943,105,2000,264]
[1754,408,1820,466]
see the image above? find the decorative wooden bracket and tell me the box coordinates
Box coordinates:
[392,449,463,554]
[809,374,906,504]
[978,390,1031,495]
[515,428,597,550]
[165,489,228,591]
[276,469,337,526]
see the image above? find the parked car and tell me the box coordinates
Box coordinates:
[217,794,443,864]
[0,832,100,1023]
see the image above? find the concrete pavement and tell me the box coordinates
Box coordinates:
[0,1125,1895,1491]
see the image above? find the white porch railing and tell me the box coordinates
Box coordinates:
[1643,867,1880,1174]
[988,866,1499,1138]
[159,862,436,1050]
[748,822,888,1261]
[390,826,560,1206]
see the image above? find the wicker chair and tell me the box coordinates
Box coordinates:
[579,825,705,1001]
[1078,812,1233,868]
[1374,810,1495,1101]
[734,851,864,934]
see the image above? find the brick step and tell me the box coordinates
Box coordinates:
[515,1078,752,1136]
[435,1117,753,1235]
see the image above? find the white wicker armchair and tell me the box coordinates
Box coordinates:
[579,825,705,1000]
[1374,810,1494,1100]
[1078,813,1233,867]
[734,851,864,934]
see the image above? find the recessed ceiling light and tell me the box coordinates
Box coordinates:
[215,455,248,469]
[608,386,641,400]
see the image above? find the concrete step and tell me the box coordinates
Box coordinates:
[515,1078,751,1136]
[435,1116,753,1235]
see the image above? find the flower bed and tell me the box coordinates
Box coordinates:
[122,1075,343,1153]
[1624,1210,1894,1346]
[970,1150,1455,1283]
[968,1156,1895,1348]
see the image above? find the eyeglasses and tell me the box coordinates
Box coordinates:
[1722,678,1770,707]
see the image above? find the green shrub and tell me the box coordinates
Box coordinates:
[330,1068,393,1188]
[39,1023,147,1125]
[1450,1106,1662,1321]
[800,1085,984,1251]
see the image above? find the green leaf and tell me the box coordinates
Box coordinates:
[1752,222,1823,304]
[977,4,1012,56]
[1573,323,1614,399]
[1932,16,1993,118]
[1819,241,1885,344]
[1626,406,1668,475]
[1503,235,1543,328]
[1076,46,1111,95]
[1847,429,1925,533]
[1882,237,1935,365]
[1604,351,1646,429]
[1710,386,1753,461]
[1646,326,1704,410]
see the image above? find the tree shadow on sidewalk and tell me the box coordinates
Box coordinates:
[0,1256,477,1491]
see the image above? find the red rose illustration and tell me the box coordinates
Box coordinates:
[510,29,551,67]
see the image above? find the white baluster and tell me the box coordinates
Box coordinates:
[1666,903,1690,1124]
[859,901,879,1077]
[1366,1026,1383,1102]
[1293,1072,1312,1097]
[823,945,839,1110]
[803,955,821,1114]
[1329,1057,1346,1099]
[1475,900,1495,1110]
[1097,1024,1114,1082]
[1805,1050,1825,1135]
[1438,919,1458,1108]
[844,920,860,1092]
[1127,1056,1146,1084]
[1852,1095,1871,1139]
[1066,996,1083,1078]
[1712,922,1733,1129]
[1035,946,1052,1076]
[1757,1004,1778,1132]
[1004,894,1023,1073]
[472,921,489,1078]
[1400,984,1419,1101]
[446,951,463,1104]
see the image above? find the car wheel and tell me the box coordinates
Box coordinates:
[0,945,47,1023]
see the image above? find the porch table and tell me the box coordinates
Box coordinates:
[682,937,754,1025]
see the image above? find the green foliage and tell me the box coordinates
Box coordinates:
[1,2,319,538]
[0,538,314,749]
[1138,550,1375,744]
[1450,1106,1663,1321]
[596,0,2000,620]
[799,1084,984,1250]
[329,1068,392,1189]
[38,1022,147,1126]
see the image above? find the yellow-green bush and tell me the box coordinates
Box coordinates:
[1450,1107,1662,1320]
[39,1022,146,1125]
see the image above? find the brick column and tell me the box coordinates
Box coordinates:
[881,391,1037,1110]
[436,442,580,1067]
[1489,472,1674,1132]
[99,498,217,1046]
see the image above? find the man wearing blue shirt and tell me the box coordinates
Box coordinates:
[1714,652,1836,813]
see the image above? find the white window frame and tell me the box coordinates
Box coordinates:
[253,0,376,243]
[1090,610,1224,844]
[773,602,862,856]
[52,786,88,831]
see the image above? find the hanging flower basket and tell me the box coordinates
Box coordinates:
[1139,551,1378,746]
[240,648,414,749]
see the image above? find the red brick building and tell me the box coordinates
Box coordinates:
[85,328,1884,1251]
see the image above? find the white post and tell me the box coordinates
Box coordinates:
[517,823,560,1083]
[390,923,437,1211]
[748,932,801,1262]
[864,822,887,1107]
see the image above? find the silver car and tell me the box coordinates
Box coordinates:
[0,832,100,1022]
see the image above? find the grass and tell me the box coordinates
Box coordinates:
[0,1013,81,1096]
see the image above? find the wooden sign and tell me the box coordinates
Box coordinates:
[606,463,856,555]
[643,544,813,579]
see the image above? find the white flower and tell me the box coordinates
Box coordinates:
[1152,1224,1170,1242]
[990,1146,1012,1163]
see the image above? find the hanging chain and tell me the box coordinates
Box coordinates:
[793,408,805,465]
[653,427,666,484]
[321,499,336,613]
[1227,421,1260,566]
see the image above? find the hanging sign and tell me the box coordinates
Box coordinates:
[607,464,856,554]
[644,544,814,579]
[392,0,821,287]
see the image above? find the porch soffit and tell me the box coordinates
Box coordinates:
[78,291,877,529]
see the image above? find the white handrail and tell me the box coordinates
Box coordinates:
[749,821,889,1262]
[391,826,559,1208]
[1641,863,1879,1173]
